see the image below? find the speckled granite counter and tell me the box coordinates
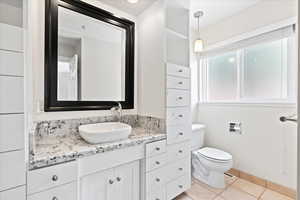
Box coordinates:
[29,115,166,170]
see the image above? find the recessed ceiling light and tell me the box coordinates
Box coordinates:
[127,0,139,3]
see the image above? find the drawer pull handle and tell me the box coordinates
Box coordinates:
[52,175,58,182]
[178,167,183,171]
[178,97,183,100]
[156,178,161,182]
[155,161,160,165]
[179,132,184,136]
[116,177,121,182]
[178,185,183,189]
[52,197,58,200]
[178,69,183,73]
[178,150,183,153]
[155,147,160,151]
[178,81,183,85]
[109,179,114,184]
[178,114,183,118]
[155,199,160,200]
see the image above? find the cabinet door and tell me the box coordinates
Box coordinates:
[109,161,140,200]
[80,168,113,200]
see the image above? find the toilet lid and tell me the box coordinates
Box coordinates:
[196,147,232,161]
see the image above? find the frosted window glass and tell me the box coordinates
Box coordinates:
[207,52,238,101]
[243,40,287,99]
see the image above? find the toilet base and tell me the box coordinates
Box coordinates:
[193,170,226,189]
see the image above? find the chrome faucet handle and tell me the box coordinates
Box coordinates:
[111,102,123,122]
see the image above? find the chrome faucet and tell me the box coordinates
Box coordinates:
[110,102,122,122]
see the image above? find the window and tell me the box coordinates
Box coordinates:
[200,26,296,104]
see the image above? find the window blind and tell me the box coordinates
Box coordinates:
[200,24,296,58]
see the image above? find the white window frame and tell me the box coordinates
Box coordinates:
[199,35,297,106]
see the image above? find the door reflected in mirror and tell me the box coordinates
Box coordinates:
[57,6,126,102]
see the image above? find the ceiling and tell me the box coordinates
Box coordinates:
[97,0,157,16]
[191,0,261,29]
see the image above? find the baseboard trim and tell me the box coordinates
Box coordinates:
[227,168,296,199]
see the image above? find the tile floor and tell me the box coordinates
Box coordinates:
[175,175,295,200]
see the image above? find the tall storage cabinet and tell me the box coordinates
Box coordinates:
[0,0,26,199]
[139,0,191,199]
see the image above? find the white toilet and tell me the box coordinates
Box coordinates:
[191,124,233,188]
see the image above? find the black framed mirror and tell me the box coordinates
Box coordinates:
[45,0,135,111]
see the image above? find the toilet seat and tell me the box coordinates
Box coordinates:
[193,147,232,163]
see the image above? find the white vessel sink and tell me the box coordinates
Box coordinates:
[79,122,132,144]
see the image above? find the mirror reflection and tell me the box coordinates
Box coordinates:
[57,6,126,101]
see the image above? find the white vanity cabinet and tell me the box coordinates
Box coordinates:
[0,1,26,198]
[80,161,139,200]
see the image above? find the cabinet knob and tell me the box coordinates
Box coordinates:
[179,132,184,136]
[155,198,160,200]
[116,177,121,182]
[178,69,183,73]
[178,96,183,100]
[178,167,183,171]
[155,147,160,151]
[178,114,183,118]
[155,178,160,182]
[109,179,114,184]
[155,161,160,165]
[178,81,183,85]
[52,197,58,200]
[178,150,183,153]
[52,175,58,182]
[178,185,183,189]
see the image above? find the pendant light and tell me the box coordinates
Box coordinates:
[194,11,204,53]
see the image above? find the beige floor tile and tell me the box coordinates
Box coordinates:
[175,193,193,200]
[260,189,295,200]
[214,196,226,200]
[232,178,265,197]
[185,183,217,200]
[221,187,257,200]
[225,175,238,186]
[193,179,225,194]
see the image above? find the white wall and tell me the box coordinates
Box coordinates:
[137,0,166,119]
[26,0,138,121]
[191,0,298,189]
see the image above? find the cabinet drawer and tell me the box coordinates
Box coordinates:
[166,158,190,181]
[146,153,168,172]
[145,140,166,158]
[167,63,190,78]
[167,76,189,90]
[146,168,167,192]
[0,76,24,114]
[0,50,23,76]
[167,142,190,162]
[166,107,190,126]
[0,186,25,200]
[0,23,23,52]
[166,174,191,200]
[0,151,25,191]
[167,89,190,107]
[0,114,24,152]
[28,161,77,194]
[27,182,77,200]
[167,125,190,144]
[146,188,165,200]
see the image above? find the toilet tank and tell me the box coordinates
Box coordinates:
[191,124,206,150]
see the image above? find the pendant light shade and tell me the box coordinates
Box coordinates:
[194,38,204,53]
[194,11,204,53]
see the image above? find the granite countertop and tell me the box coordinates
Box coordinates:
[29,128,166,170]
